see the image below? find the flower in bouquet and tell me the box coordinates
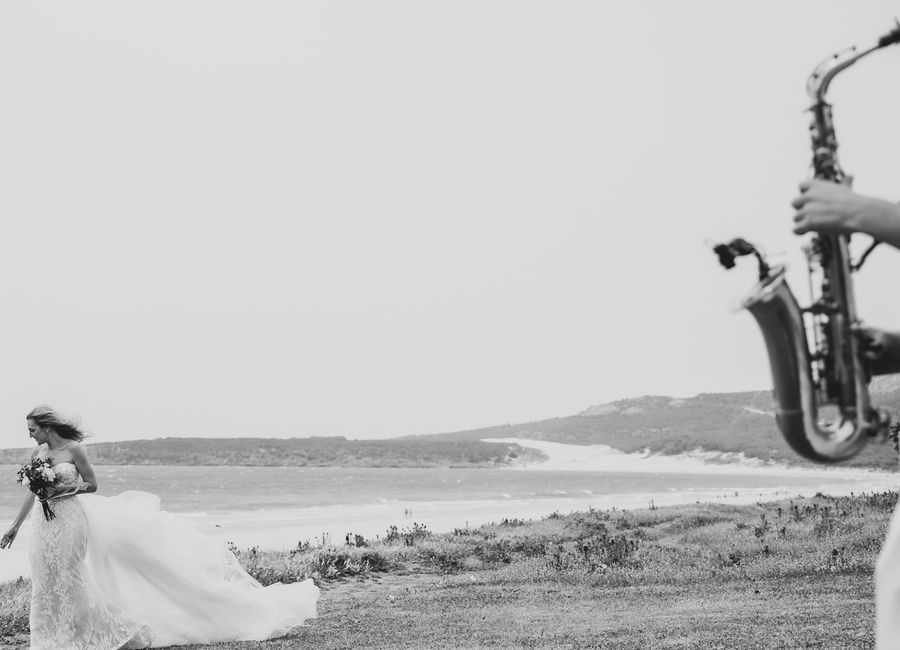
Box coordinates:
[17,458,61,520]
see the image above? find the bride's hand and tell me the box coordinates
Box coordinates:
[0,527,18,549]
[39,487,61,503]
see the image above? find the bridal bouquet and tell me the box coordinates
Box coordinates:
[17,459,60,520]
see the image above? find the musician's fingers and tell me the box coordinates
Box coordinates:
[793,208,825,234]
[793,207,812,224]
[863,348,885,363]
[791,193,811,209]
[794,203,813,218]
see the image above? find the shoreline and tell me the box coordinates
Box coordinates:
[2,478,895,584]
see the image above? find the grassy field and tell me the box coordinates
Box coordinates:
[1,491,896,649]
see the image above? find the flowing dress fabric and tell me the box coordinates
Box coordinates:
[28,456,319,649]
[79,490,319,647]
[29,463,152,650]
[876,500,900,649]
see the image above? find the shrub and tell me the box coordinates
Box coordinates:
[232,544,391,583]
[0,577,29,637]
[384,522,431,546]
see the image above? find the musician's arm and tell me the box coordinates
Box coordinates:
[851,201,900,250]
[792,180,900,249]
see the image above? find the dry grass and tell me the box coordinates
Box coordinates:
[1,491,896,649]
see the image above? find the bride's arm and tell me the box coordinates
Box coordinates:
[69,443,98,494]
[1,492,36,549]
[2,448,42,547]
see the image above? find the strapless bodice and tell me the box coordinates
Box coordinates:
[34,445,80,487]
[52,462,79,487]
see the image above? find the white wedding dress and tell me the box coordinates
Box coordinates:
[29,457,319,649]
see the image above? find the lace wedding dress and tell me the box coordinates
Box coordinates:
[29,462,152,649]
[29,456,319,649]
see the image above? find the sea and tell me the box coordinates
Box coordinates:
[1,456,897,582]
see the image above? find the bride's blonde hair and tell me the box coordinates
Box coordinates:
[26,405,87,442]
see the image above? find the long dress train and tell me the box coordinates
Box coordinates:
[28,457,319,649]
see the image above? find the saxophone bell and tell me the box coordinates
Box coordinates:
[736,258,886,462]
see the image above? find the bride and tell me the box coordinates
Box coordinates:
[0,406,319,649]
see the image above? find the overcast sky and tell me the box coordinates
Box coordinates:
[2,2,900,444]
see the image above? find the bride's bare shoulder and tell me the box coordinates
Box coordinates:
[67,442,88,460]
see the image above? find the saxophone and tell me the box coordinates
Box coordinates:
[714,25,900,462]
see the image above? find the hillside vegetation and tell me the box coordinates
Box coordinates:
[0,438,544,469]
[409,377,900,471]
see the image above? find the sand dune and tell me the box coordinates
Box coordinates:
[485,437,900,480]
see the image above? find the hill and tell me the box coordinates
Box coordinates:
[4,379,899,469]
[405,376,900,471]
[0,437,545,469]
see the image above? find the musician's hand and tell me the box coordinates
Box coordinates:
[855,326,900,376]
[792,180,898,237]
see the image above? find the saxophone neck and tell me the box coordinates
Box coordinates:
[807,24,900,102]
[806,44,880,103]
[807,26,900,182]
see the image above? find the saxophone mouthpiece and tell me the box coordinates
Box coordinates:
[712,238,771,280]
[712,238,756,268]
[878,20,900,47]
[713,243,739,269]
